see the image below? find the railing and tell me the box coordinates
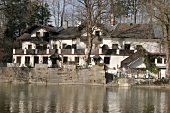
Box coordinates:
[91,49,99,55]
[15,49,24,55]
[75,49,85,55]
[13,48,136,56]
[49,49,55,54]
[101,49,134,55]
[14,49,52,55]
[61,49,72,55]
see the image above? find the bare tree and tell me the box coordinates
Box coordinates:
[49,0,71,27]
[75,0,109,67]
[144,0,170,76]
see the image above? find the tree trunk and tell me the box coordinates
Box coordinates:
[165,24,170,76]
[134,0,137,24]
[61,0,66,27]
[166,40,170,76]
[85,35,93,67]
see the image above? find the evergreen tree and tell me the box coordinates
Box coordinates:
[28,1,51,26]
[2,0,29,39]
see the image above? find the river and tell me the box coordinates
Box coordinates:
[0,83,170,113]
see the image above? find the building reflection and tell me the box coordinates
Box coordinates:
[0,83,170,113]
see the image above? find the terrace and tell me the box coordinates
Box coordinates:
[13,48,135,56]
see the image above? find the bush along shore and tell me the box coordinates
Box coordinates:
[133,78,170,88]
[105,76,170,88]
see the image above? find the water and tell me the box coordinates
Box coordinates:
[0,83,170,113]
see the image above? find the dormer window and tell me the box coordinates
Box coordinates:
[28,45,32,49]
[43,32,49,41]
[125,44,130,50]
[112,44,118,49]
[36,32,40,37]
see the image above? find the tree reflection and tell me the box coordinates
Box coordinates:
[0,84,170,113]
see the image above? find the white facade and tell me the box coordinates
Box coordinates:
[102,38,162,53]
[12,24,166,78]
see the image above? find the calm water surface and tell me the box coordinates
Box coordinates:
[0,83,170,113]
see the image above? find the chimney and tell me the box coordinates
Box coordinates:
[110,14,115,26]
[63,21,68,29]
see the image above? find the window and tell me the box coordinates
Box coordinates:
[36,32,40,37]
[104,57,110,64]
[17,57,21,64]
[62,44,67,49]
[157,57,162,64]
[34,56,39,64]
[112,44,118,49]
[65,45,71,49]
[53,44,58,49]
[43,32,49,37]
[136,45,143,50]
[95,31,100,36]
[43,57,48,64]
[36,44,41,49]
[28,45,32,49]
[25,57,30,65]
[89,57,91,63]
[164,58,167,64]
[72,44,76,49]
[75,57,79,63]
[43,32,49,41]
[63,57,68,63]
[125,44,130,50]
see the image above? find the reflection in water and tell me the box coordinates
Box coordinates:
[0,83,170,113]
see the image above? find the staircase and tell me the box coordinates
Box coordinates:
[121,49,146,67]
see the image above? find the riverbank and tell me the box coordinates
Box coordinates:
[1,65,170,88]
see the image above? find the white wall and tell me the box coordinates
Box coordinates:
[13,55,50,67]
[101,55,128,69]
[62,55,85,66]
[31,28,47,37]
[22,41,36,49]
[50,38,87,49]
[102,38,162,53]
[51,40,73,49]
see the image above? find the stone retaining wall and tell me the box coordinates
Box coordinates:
[0,65,106,85]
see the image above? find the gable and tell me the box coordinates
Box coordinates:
[17,24,57,41]
[23,24,57,34]
[31,28,47,37]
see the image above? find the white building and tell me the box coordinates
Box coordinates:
[12,23,166,78]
